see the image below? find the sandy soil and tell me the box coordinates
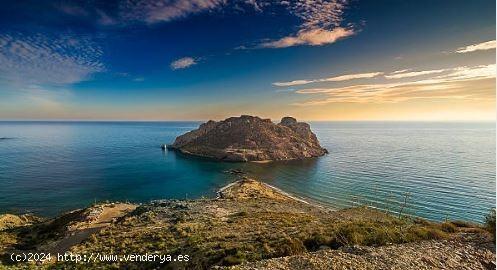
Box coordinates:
[43,203,136,255]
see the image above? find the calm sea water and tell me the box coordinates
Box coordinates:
[0,121,494,222]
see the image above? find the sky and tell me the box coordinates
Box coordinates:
[0,0,495,121]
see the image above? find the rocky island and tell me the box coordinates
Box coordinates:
[0,178,494,269]
[166,115,328,162]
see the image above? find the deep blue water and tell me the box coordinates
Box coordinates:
[0,121,495,222]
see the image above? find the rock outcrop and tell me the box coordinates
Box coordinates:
[167,115,328,162]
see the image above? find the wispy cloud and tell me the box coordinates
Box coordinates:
[455,40,496,53]
[96,9,118,26]
[384,69,446,79]
[120,0,225,24]
[444,64,495,81]
[274,79,314,87]
[57,1,354,49]
[261,27,354,48]
[56,0,227,26]
[57,4,89,16]
[0,33,104,88]
[288,0,347,30]
[118,0,354,49]
[293,64,496,105]
[56,3,118,26]
[259,0,354,48]
[170,57,197,70]
[273,71,383,86]
[321,72,383,82]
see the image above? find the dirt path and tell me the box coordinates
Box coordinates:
[44,203,136,255]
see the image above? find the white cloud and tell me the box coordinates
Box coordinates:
[170,57,197,70]
[261,27,354,48]
[455,40,496,53]
[244,0,264,12]
[273,79,314,87]
[439,64,495,81]
[293,64,496,105]
[273,71,382,87]
[288,0,347,29]
[0,33,104,88]
[322,72,383,82]
[258,0,353,48]
[58,1,354,49]
[385,69,446,79]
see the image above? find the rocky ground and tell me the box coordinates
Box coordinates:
[167,115,328,162]
[0,178,494,269]
[226,233,495,270]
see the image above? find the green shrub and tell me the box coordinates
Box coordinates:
[303,233,332,250]
[407,226,446,241]
[439,222,457,233]
[330,221,448,247]
[222,249,246,266]
[449,220,477,228]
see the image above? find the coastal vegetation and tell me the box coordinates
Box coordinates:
[0,178,493,269]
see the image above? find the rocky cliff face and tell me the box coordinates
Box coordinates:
[168,115,328,162]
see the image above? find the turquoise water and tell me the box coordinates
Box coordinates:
[0,121,495,222]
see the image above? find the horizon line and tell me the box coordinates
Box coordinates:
[0,119,495,123]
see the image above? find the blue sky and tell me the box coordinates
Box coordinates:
[0,0,495,120]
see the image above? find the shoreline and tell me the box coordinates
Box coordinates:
[217,178,332,210]
[1,179,329,218]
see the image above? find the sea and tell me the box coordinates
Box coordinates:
[0,121,494,222]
